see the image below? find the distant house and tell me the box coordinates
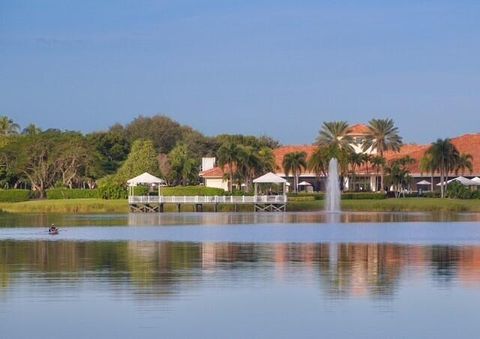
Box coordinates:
[199,157,229,191]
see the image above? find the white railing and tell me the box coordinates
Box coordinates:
[128,195,287,204]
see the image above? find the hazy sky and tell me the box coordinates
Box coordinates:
[1,0,479,144]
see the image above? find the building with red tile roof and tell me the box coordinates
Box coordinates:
[200,127,480,192]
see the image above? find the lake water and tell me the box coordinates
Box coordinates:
[1,212,480,339]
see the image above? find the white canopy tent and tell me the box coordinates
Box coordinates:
[253,172,287,196]
[127,172,166,196]
[416,180,431,185]
[298,181,312,186]
[472,177,480,183]
[436,176,480,187]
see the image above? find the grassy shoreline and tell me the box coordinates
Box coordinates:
[0,198,480,214]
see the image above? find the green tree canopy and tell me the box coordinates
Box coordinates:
[115,139,161,183]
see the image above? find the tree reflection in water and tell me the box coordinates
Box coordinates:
[1,240,480,300]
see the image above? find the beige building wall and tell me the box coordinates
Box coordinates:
[205,178,229,191]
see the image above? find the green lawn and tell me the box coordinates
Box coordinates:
[288,198,480,212]
[0,197,479,214]
[0,199,129,213]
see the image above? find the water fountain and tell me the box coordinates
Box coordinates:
[325,158,341,213]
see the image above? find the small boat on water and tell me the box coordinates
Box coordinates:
[49,224,59,235]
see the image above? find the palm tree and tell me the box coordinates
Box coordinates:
[217,142,241,192]
[348,152,364,191]
[0,116,20,136]
[282,151,307,193]
[257,147,276,174]
[370,155,386,191]
[426,139,459,198]
[419,153,435,192]
[361,153,373,190]
[455,153,473,175]
[385,156,415,198]
[237,145,261,191]
[316,121,353,153]
[362,118,403,192]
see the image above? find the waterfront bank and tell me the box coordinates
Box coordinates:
[1,198,480,214]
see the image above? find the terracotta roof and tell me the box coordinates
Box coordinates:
[382,134,480,175]
[199,166,225,178]
[348,124,370,135]
[272,145,317,174]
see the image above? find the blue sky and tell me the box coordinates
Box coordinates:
[1,0,479,144]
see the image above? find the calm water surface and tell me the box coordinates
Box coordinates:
[1,212,480,339]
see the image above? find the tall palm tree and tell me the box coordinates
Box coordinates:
[0,116,20,136]
[316,121,354,153]
[426,138,459,198]
[419,153,435,192]
[362,118,403,192]
[348,152,364,191]
[308,147,329,178]
[455,153,473,175]
[282,151,307,193]
[237,145,261,191]
[370,155,386,191]
[361,153,373,190]
[257,147,276,174]
[217,142,241,192]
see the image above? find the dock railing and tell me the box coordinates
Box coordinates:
[128,195,287,205]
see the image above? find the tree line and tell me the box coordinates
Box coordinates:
[0,115,279,197]
[0,115,474,198]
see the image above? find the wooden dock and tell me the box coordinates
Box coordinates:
[128,195,287,213]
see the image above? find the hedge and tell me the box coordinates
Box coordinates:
[160,186,226,196]
[341,192,386,200]
[0,189,32,202]
[46,188,100,200]
[287,192,386,200]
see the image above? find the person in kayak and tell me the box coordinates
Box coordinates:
[49,224,58,233]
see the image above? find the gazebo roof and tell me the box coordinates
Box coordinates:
[416,180,431,185]
[298,181,312,186]
[127,172,165,187]
[253,172,287,184]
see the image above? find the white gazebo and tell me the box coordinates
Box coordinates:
[252,172,287,211]
[127,173,166,212]
[127,172,165,191]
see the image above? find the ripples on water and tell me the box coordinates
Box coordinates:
[0,213,480,338]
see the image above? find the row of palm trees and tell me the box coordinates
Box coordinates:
[282,119,402,192]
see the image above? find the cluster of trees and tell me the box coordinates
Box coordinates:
[0,115,279,197]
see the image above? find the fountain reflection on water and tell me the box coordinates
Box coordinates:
[325,158,341,213]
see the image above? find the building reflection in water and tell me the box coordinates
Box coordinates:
[127,211,480,227]
[1,240,480,300]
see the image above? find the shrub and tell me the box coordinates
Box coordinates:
[46,188,100,200]
[287,193,324,201]
[446,182,479,199]
[0,189,32,202]
[341,192,386,200]
[97,175,128,199]
[160,186,226,196]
